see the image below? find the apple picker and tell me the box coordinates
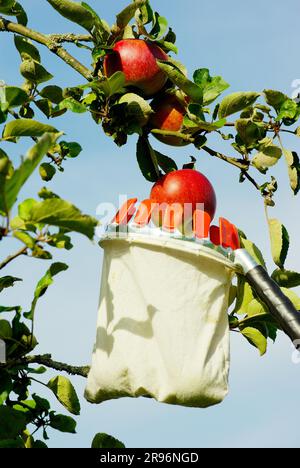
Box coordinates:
[85,172,300,408]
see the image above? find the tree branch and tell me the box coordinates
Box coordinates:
[0,17,93,81]
[241,170,263,191]
[202,145,249,170]
[0,246,27,270]
[2,354,90,378]
[48,33,93,44]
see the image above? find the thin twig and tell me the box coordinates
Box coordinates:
[0,17,93,81]
[275,128,296,136]
[202,145,249,170]
[241,170,263,191]
[0,246,28,270]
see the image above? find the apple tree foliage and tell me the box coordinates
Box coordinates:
[0,0,300,447]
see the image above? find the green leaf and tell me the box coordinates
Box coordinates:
[271,269,300,288]
[0,276,22,293]
[156,39,178,54]
[240,326,267,356]
[27,366,47,374]
[193,68,229,105]
[13,230,36,249]
[150,12,168,39]
[234,276,255,315]
[281,288,300,310]
[0,305,22,313]
[47,375,80,415]
[240,236,266,267]
[33,262,68,300]
[184,114,226,132]
[32,246,52,260]
[118,92,153,128]
[3,86,28,109]
[116,0,146,29]
[235,118,265,146]
[0,319,12,339]
[20,60,53,84]
[14,35,40,62]
[218,92,260,119]
[33,440,48,448]
[283,149,300,195]
[135,0,153,25]
[0,406,27,439]
[32,394,51,411]
[35,98,55,118]
[40,85,63,104]
[252,137,282,171]
[0,0,15,10]
[39,162,56,181]
[0,1,27,25]
[49,413,76,433]
[276,98,298,121]
[35,97,52,116]
[3,133,59,213]
[18,198,38,221]
[60,141,82,158]
[25,262,68,320]
[136,137,159,182]
[157,60,203,103]
[107,71,126,97]
[246,298,268,317]
[33,100,52,118]
[263,89,287,111]
[268,218,289,268]
[38,187,60,200]
[2,119,58,138]
[155,151,177,173]
[0,371,12,405]
[48,233,73,250]
[46,0,95,31]
[19,104,34,119]
[25,198,97,239]
[0,437,25,448]
[89,72,126,98]
[91,433,125,449]
[58,97,87,113]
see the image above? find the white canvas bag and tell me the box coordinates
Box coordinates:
[85,233,236,408]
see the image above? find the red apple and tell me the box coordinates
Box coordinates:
[103,39,168,97]
[150,94,189,146]
[150,169,217,221]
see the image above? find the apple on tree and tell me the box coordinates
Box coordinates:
[104,39,169,97]
[150,168,217,230]
[150,94,189,147]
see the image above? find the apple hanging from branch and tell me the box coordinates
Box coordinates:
[150,94,189,147]
[150,168,217,224]
[104,39,169,97]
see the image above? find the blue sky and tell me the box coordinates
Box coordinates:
[1,0,300,448]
